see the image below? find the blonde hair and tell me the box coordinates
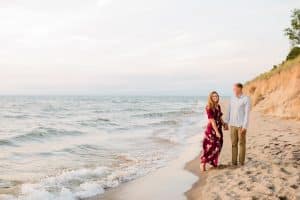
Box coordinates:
[207,91,219,109]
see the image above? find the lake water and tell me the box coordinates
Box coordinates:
[0,96,206,200]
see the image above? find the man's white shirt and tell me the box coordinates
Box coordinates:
[225,94,251,129]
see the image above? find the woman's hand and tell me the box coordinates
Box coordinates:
[216,131,221,138]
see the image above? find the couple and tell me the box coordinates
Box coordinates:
[200,83,251,171]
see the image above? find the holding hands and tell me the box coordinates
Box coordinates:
[223,123,229,131]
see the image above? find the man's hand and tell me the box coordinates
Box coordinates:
[239,128,247,135]
[223,123,229,131]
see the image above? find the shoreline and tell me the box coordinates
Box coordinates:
[87,133,203,200]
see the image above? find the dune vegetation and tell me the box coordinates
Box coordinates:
[244,9,300,120]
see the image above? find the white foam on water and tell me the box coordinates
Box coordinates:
[7,152,168,200]
[0,194,15,200]
[19,187,75,200]
[75,182,105,198]
[11,167,108,200]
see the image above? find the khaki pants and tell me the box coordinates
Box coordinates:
[230,126,246,165]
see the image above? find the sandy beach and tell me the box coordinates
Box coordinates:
[185,109,300,200]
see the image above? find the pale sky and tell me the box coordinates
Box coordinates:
[0,0,299,95]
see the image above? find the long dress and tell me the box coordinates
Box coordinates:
[200,105,223,167]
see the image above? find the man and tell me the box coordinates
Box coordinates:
[224,83,251,166]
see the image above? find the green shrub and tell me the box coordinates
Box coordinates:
[286,47,300,60]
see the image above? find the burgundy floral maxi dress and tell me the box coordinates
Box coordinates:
[200,105,223,167]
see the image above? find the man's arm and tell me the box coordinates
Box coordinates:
[242,96,251,129]
[224,99,231,124]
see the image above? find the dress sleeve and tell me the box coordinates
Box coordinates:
[206,107,214,119]
[219,105,223,116]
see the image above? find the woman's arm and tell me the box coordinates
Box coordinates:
[209,118,221,138]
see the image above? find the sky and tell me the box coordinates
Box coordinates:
[0,0,299,96]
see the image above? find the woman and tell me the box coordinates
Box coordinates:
[200,91,226,171]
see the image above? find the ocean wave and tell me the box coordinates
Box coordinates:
[93,110,106,113]
[133,110,195,118]
[0,139,18,147]
[149,120,178,126]
[151,135,181,144]
[60,144,103,156]
[1,114,29,119]
[2,127,84,144]
[122,108,148,112]
[150,116,207,145]
[79,118,118,127]
[13,167,108,200]
[151,132,183,144]
[95,117,110,122]
[6,152,167,200]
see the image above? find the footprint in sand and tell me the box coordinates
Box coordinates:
[278,196,288,200]
[249,175,258,183]
[245,170,252,175]
[290,184,298,189]
[283,143,292,147]
[280,168,291,175]
[274,150,282,155]
[238,180,245,186]
[268,185,275,191]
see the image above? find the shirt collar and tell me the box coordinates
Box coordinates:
[234,94,244,99]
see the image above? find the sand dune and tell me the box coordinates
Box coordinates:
[244,56,300,120]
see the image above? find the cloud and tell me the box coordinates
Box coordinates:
[97,0,113,7]
[0,0,298,95]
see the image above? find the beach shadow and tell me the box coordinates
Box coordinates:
[207,164,235,172]
[216,164,229,169]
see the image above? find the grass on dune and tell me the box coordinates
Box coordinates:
[246,54,300,83]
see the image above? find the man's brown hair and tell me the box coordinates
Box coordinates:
[235,83,243,89]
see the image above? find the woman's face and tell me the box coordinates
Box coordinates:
[212,93,219,103]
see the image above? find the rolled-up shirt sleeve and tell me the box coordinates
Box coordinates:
[242,97,251,129]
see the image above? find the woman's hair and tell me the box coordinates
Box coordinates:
[207,91,219,109]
